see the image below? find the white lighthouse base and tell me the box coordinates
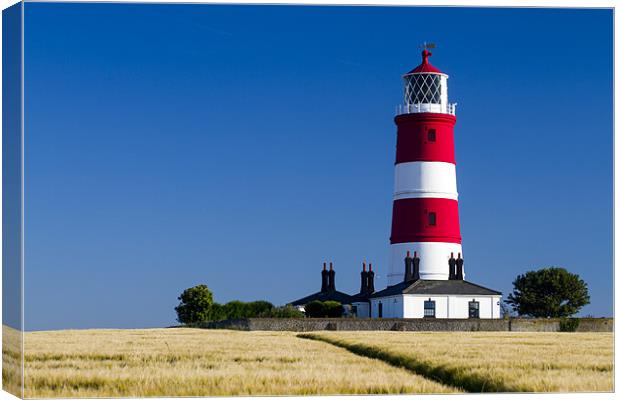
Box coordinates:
[388,242,463,285]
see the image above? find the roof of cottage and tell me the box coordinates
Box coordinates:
[370,279,502,298]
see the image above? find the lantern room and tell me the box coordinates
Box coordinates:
[398,49,456,116]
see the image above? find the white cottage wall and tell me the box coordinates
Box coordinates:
[379,294,502,319]
[371,296,405,318]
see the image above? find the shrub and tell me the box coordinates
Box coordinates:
[204,300,277,321]
[208,303,227,321]
[247,301,274,317]
[223,300,250,319]
[303,301,343,318]
[262,305,304,318]
[559,318,580,332]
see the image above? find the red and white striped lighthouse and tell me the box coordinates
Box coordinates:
[388,48,463,284]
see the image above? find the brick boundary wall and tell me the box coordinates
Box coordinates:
[197,317,612,332]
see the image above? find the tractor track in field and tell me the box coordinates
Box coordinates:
[298,333,519,393]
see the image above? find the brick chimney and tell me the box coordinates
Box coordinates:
[404,251,413,282]
[367,264,375,293]
[360,262,369,294]
[412,251,420,281]
[321,262,329,292]
[328,262,336,291]
[456,253,464,280]
[448,252,457,280]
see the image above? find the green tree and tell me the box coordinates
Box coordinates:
[303,300,344,318]
[265,305,304,318]
[175,284,214,324]
[223,300,249,319]
[506,267,590,318]
[248,301,274,317]
[322,301,344,318]
[304,300,325,317]
[208,303,227,321]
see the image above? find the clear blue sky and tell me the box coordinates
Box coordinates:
[24,4,612,330]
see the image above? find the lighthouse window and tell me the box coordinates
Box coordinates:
[428,212,437,226]
[424,300,436,318]
[428,129,436,142]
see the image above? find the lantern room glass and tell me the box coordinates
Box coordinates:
[404,73,442,105]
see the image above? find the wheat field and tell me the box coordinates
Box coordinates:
[2,325,22,398]
[3,326,613,397]
[21,328,457,397]
[306,331,614,393]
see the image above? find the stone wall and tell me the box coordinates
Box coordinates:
[198,317,612,332]
[575,317,613,332]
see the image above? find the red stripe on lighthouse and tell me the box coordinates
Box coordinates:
[390,197,462,244]
[395,113,457,164]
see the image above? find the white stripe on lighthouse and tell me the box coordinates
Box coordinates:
[393,161,458,200]
[388,242,464,284]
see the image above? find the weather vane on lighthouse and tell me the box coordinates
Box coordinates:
[418,42,436,64]
[419,41,436,50]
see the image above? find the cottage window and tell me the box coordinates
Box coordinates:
[469,301,480,318]
[378,302,383,318]
[424,300,435,318]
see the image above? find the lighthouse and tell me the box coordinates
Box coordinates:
[388,48,462,284]
[290,46,502,319]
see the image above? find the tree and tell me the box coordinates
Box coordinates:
[264,305,304,318]
[248,301,274,317]
[303,300,344,318]
[304,300,325,317]
[322,301,344,318]
[223,300,249,319]
[506,267,590,318]
[175,284,215,324]
[208,303,227,321]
